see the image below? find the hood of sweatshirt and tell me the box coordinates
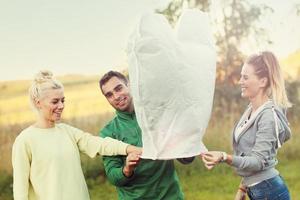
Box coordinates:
[264,102,291,148]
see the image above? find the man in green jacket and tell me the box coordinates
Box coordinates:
[99,71,193,200]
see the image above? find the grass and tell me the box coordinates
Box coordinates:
[86,158,300,200]
[1,158,299,200]
[85,118,300,200]
[1,76,299,199]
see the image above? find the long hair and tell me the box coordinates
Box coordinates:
[246,51,291,108]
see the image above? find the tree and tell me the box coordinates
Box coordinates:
[157,0,272,83]
[157,0,210,26]
[156,0,273,115]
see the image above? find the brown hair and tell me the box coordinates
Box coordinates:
[99,71,128,93]
[246,51,291,108]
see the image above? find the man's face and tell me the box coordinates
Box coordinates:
[101,76,133,112]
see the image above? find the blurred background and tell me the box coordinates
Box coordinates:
[0,0,299,199]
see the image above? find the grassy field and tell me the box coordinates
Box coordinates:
[1,118,298,200]
[1,158,299,200]
[86,120,300,200]
[87,159,300,200]
[0,75,299,200]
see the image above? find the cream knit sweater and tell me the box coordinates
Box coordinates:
[12,123,128,200]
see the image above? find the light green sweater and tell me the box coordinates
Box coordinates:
[12,123,129,200]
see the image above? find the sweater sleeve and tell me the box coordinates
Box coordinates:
[64,124,129,158]
[232,112,277,171]
[102,156,135,186]
[100,128,135,186]
[12,136,31,200]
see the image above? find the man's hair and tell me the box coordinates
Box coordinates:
[99,70,128,93]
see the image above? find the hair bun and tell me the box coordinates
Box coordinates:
[34,70,53,84]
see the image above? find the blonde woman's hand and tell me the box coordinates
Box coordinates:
[126,145,142,155]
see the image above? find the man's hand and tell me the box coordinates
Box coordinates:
[123,152,141,177]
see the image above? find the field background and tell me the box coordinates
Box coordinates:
[0,67,299,200]
[1,0,300,199]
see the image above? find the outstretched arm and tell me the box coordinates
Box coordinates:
[65,124,141,157]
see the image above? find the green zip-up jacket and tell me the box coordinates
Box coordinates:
[99,110,184,200]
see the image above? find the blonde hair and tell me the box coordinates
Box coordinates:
[246,51,291,108]
[29,70,64,109]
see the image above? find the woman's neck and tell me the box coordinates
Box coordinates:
[250,94,269,112]
[34,118,55,128]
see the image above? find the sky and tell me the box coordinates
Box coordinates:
[239,0,300,57]
[0,0,299,81]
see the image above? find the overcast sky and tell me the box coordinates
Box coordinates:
[0,0,299,81]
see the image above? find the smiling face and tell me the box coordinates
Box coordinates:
[36,88,65,124]
[239,63,268,100]
[101,76,133,112]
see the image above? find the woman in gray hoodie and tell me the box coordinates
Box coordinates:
[202,51,291,200]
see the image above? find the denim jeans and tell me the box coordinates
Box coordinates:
[247,175,290,200]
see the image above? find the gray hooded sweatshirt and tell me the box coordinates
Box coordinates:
[231,101,291,186]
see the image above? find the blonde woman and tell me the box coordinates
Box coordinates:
[202,51,291,200]
[12,71,141,200]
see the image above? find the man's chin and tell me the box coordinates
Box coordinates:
[117,108,127,112]
[116,105,129,112]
